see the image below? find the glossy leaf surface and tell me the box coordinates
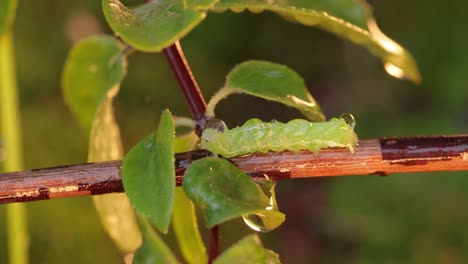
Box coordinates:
[0,0,17,35]
[183,157,270,227]
[172,131,207,264]
[134,214,180,264]
[211,0,420,83]
[214,234,281,264]
[62,35,126,132]
[121,110,175,233]
[206,61,325,121]
[103,0,205,52]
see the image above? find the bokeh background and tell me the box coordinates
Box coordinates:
[1,0,468,263]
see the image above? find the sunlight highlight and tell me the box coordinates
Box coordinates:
[384,62,405,79]
[368,19,403,54]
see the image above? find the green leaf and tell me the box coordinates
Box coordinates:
[172,132,207,264]
[0,0,17,35]
[88,98,123,162]
[173,188,207,264]
[214,234,281,264]
[89,97,142,253]
[122,110,175,233]
[264,249,282,264]
[210,0,421,83]
[134,214,180,264]
[187,0,219,9]
[103,0,205,52]
[183,157,271,227]
[62,35,126,132]
[242,181,285,232]
[66,34,141,253]
[206,60,325,121]
[173,130,199,153]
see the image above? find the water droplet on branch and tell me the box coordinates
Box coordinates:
[205,118,227,132]
[339,113,356,128]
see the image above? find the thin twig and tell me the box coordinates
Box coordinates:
[162,41,218,259]
[163,42,207,122]
[208,225,220,263]
[1,135,467,204]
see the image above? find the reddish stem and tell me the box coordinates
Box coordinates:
[144,0,214,259]
[162,42,218,259]
[209,225,220,263]
[163,42,207,121]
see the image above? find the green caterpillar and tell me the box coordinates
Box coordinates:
[200,117,358,158]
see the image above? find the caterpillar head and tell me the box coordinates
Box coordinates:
[200,118,228,155]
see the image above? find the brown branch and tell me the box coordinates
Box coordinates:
[1,135,467,204]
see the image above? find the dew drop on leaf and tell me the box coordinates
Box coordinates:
[242,213,272,232]
[338,113,356,128]
[241,179,285,233]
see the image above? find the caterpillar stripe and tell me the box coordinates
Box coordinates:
[200,118,358,158]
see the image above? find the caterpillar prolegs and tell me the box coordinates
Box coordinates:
[200,116,358,158]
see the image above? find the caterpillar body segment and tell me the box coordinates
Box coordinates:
[200,118,358,158]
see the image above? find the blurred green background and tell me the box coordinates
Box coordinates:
[1,0,468,263]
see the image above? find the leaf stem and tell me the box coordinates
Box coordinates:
[205,86,237,118]
[162,41,218,259]
[0,30,28,264]
[163,42,207,122]
[208,225,220,264]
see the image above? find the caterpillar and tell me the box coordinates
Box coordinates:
[200,117,358,158]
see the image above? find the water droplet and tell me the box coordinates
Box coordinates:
[144,142,153,148]
[339,113,356,128]
[242,178,284,232]
[205,118,227,132]
[242,213,271,232]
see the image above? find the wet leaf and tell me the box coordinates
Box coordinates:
[103,0,205,52]
[0,0,17,35]
[214,234,281,264]
[242,181,285,232]
[134,214,180,264]
[211,0,421,83]
[206,60,325,121]
[172,132,207,264]
[183,157,270,227]
[62,35,126,132]
[121,110,175,233]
